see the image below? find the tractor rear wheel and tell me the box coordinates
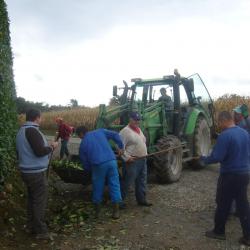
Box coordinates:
[153,135,182,183]
[191,117,211,168]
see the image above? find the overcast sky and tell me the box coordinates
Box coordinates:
[6,0,250,107]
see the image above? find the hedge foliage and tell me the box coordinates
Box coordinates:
[0,0,17,186]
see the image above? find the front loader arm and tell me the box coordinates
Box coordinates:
[95,103,129,130]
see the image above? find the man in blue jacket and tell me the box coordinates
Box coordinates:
[76,126,124,219]
[200,111,250,246]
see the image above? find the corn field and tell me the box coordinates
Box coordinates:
[18,95,250,132]
[212,94,250,131]
[19,107,99,131]
[213,94,250,115]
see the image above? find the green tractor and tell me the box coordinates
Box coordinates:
[96,70,215,183]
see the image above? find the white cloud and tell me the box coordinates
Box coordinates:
[7,0,250,106]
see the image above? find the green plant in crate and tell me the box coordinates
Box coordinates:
[51,160,84,171]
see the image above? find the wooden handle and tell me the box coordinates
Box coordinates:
[135,145,183,160]
[46,149,54,179]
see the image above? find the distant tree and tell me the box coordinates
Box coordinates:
[16,97,50,114]
[70,99,78,107]
[16,97,27,113]
[16,97,89,114]
[49,104,69,112]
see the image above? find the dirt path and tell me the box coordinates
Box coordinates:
[1,165,248,250]
[50,165,246,250]
[2,138,247,250]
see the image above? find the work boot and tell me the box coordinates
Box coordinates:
[94,204,101,219]
[239,237,250,246]
[137,201,153,207]
[205,230,226,240]
[112,203,120,220]
[35,232,53,241]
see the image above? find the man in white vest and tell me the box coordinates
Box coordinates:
[119,112,152,207]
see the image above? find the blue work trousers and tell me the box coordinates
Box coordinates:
[121,159,147,203]
[92,160,121,204]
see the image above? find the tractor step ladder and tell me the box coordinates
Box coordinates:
[181,141,192,163]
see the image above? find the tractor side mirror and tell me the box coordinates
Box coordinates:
[187,79,194,92]
[113,85,118,96]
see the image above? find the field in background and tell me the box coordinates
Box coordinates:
[18,94,250,132]
[18,106,99,131]
[213,94,250,115]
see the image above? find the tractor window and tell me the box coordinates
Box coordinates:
[188,74,212,113]
[179,85,189,106]
[134,86,144,101]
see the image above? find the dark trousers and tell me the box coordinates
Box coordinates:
[214,173,250,238]
[21,171,48,234]
[60,139,69,159]
[121,159,147,203]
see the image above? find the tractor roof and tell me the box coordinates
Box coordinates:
[131,75,178,87]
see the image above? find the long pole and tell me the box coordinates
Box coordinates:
[116,145,200,161]
[132,146,200,160]
[46,149,54,180]
[135,145,183,160]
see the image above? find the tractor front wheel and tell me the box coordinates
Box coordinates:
[153,135,182,184]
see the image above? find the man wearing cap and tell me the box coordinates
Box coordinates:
[233,104,250,134]
[119,112,152,207]
[55,118,74,159]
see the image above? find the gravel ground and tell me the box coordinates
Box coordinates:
[50,165,248,250]
[32,136,248,250]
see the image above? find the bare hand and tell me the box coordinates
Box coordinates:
[50,141,59,150]
[126,156,137,164]
[117,149,124,157]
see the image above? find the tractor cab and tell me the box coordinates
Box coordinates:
[112,70,214,138]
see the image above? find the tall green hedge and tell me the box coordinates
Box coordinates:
[0,0,17,187]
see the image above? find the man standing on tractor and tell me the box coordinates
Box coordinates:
[55,117,74,159]
[158,87,173,109]
[200,111,250,246]
[119,112,153,207]
[233,104,250,134]
[75,126,124,219]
